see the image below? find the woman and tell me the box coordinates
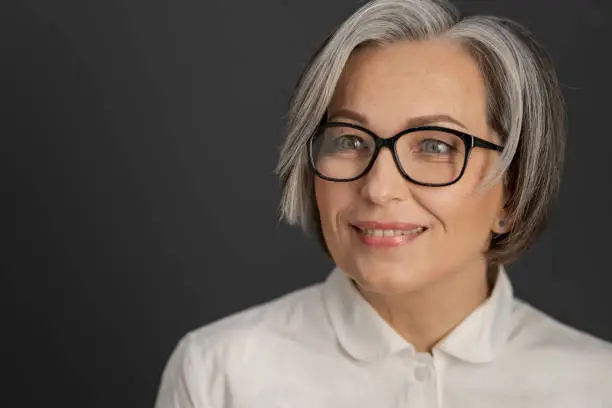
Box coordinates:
[155,0,612,406]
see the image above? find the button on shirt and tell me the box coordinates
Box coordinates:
[155,267,612,407]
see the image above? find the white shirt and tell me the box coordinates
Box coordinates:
[154,267,612,407]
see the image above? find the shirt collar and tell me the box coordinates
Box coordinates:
[322,265,514,363]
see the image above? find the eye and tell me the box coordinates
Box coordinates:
[314,126,373,158]
[419,138,453,154]
[334,135,365,151]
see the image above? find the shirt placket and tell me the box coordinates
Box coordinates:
[405,352,439,407]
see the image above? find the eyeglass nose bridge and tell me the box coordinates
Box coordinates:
[366,133,407,178]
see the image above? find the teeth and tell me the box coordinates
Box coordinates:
[360,227,424,237]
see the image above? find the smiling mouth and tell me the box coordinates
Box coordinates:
[350,224,428,247]
[356,226,426,237]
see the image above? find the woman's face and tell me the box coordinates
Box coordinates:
[314,39,508,295]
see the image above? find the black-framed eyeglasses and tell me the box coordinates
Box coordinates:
[307,121,504,187]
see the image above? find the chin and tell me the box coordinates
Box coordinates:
[343,256,433,296]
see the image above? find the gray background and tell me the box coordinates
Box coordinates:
[3,0,611,406]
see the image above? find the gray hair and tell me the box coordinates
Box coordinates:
[275,0,566,265]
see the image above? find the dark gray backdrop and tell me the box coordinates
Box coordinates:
[3,0,611,406]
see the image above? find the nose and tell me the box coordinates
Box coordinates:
[360,148,412,205]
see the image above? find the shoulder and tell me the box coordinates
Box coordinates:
[187,281,328,354]
[508,298,612,379]
[155,282,329,407]
[170,284,328,366]
[183,279,331,367]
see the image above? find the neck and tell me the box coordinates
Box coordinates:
[357,260,494,353]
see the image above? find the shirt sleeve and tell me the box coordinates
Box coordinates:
[154,333,211,408]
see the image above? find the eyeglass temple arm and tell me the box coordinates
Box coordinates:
[473,137,504,152]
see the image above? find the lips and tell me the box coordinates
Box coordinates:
[351,221,428,248]
[358,226,426,237]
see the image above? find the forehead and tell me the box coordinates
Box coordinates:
[329,39,488,134]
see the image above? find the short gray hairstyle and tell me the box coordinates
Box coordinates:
[275,0,566,265]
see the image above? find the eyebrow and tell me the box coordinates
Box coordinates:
[327,108,468,131]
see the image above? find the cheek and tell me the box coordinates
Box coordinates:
[314,179,362,248]
[427,185,502,242]
[314,178,356,220]
[434,154,503,232]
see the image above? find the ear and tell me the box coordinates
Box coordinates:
[491,182,511,235]
[491,208,510,235]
